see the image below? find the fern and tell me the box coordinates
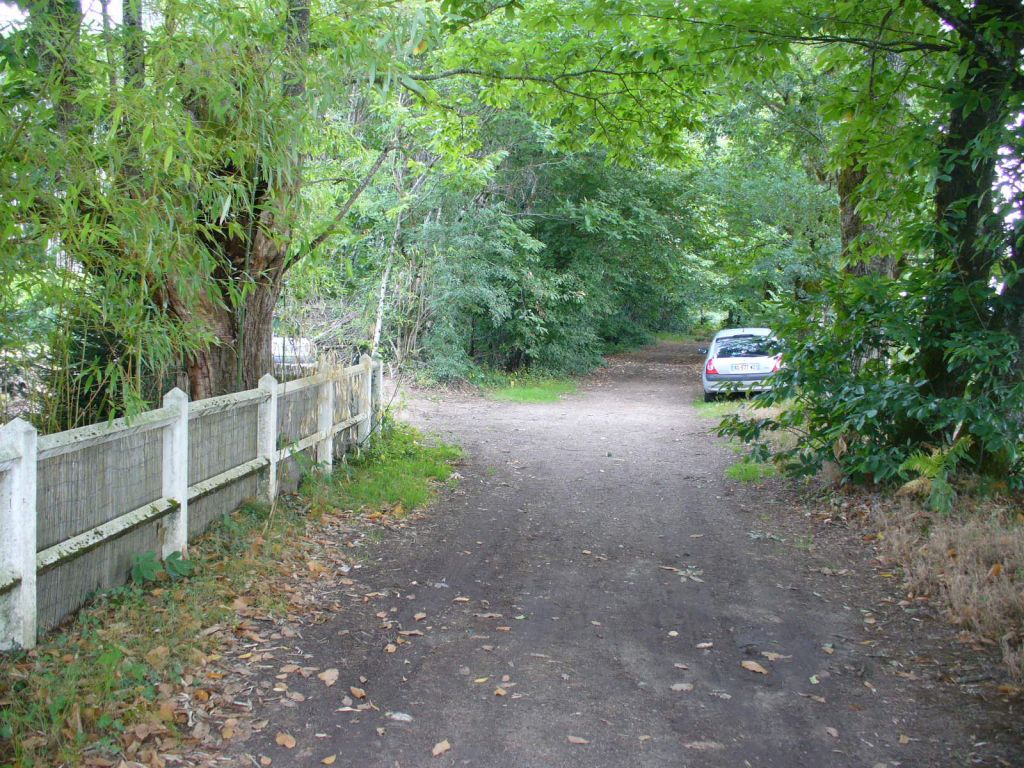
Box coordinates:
[899,436,974,514]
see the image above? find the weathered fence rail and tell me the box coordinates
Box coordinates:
[0,356,383,650]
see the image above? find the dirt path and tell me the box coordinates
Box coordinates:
[230,342,1021,767]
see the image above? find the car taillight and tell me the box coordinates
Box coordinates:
[771,355,782,373]
[706,358,719,375]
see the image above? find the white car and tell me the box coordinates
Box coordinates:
[700,328,782,402]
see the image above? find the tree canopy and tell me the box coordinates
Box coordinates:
[0,0,1021,484]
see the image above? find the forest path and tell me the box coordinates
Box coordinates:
[234,342,1020,768]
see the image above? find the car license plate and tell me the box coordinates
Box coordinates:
[732,363,752,372]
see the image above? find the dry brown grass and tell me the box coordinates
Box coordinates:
[868,494,1024,679]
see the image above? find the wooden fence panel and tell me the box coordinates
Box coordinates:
[187,404,259,537]
[36,432,163,551]
[0,362,382,649]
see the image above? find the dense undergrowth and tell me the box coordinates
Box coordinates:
[0,423,460,768]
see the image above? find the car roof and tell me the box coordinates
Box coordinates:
[712,327,772,340]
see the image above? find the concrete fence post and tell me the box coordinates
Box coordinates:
[358,355,373,446]
[317,366,335,470]
[257,374,279,502]
[372,360,384,437]
[0,418,37,650]
[161,388,189,558]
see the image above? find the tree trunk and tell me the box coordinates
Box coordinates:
[837,164,898,278]
[184,277,281,399]
[918,0,1021,400]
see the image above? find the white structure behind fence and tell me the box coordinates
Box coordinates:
[0,356,382,650]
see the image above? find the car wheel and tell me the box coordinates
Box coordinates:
[703,392,717,403]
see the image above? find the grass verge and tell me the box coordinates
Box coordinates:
[693,395,744,419]
[486,376,577,404]
[863,494,1024,680]
[302,422,462,515]
[0,421,459,767]
[725,460,778,483]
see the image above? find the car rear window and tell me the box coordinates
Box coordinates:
[716,336,774,357]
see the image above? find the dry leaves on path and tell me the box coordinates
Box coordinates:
[318,668,339,686]
[432,739,452,757]
[567,735,590,745]
[741,660,769,675]
[275,732,296,749]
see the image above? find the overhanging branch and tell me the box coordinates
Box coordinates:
[288,144,395,267]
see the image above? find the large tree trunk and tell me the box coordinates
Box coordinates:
[176,0,309,400]
[184,278,280,400]
[918,0,1021,401]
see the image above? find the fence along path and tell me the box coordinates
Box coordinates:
[0,356,383,649]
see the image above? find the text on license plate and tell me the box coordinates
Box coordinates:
[732,363,757,372]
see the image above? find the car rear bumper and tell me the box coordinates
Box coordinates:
[702,373,774,393]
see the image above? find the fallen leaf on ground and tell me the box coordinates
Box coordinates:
[671,683,694,692]
[145,645,170,667]
[432,739,451,757]
[275,732,296,749]
[567,735,590,745]
[318,668,339,687]
[825,727,839,739]
[415,612,427,621]
[683,741,723,751]
[696,641,713,649]
[761,652,791,662]
[741,660,769,675]
[494,686,507,696]
[321,756,337,765]
[799,693,826,703]
[350,686,367,699]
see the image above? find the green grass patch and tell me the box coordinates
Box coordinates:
[725,460,778,482]
[486,378,577,403]
[0,422,460,768]
[693,395,744,418]
[302,421,462,514]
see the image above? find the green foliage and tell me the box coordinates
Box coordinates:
[128,551,163,585]
[4,0,1021,495]
[900,437,975,515]
[130,550,195,585]
[720,273,1023,486]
